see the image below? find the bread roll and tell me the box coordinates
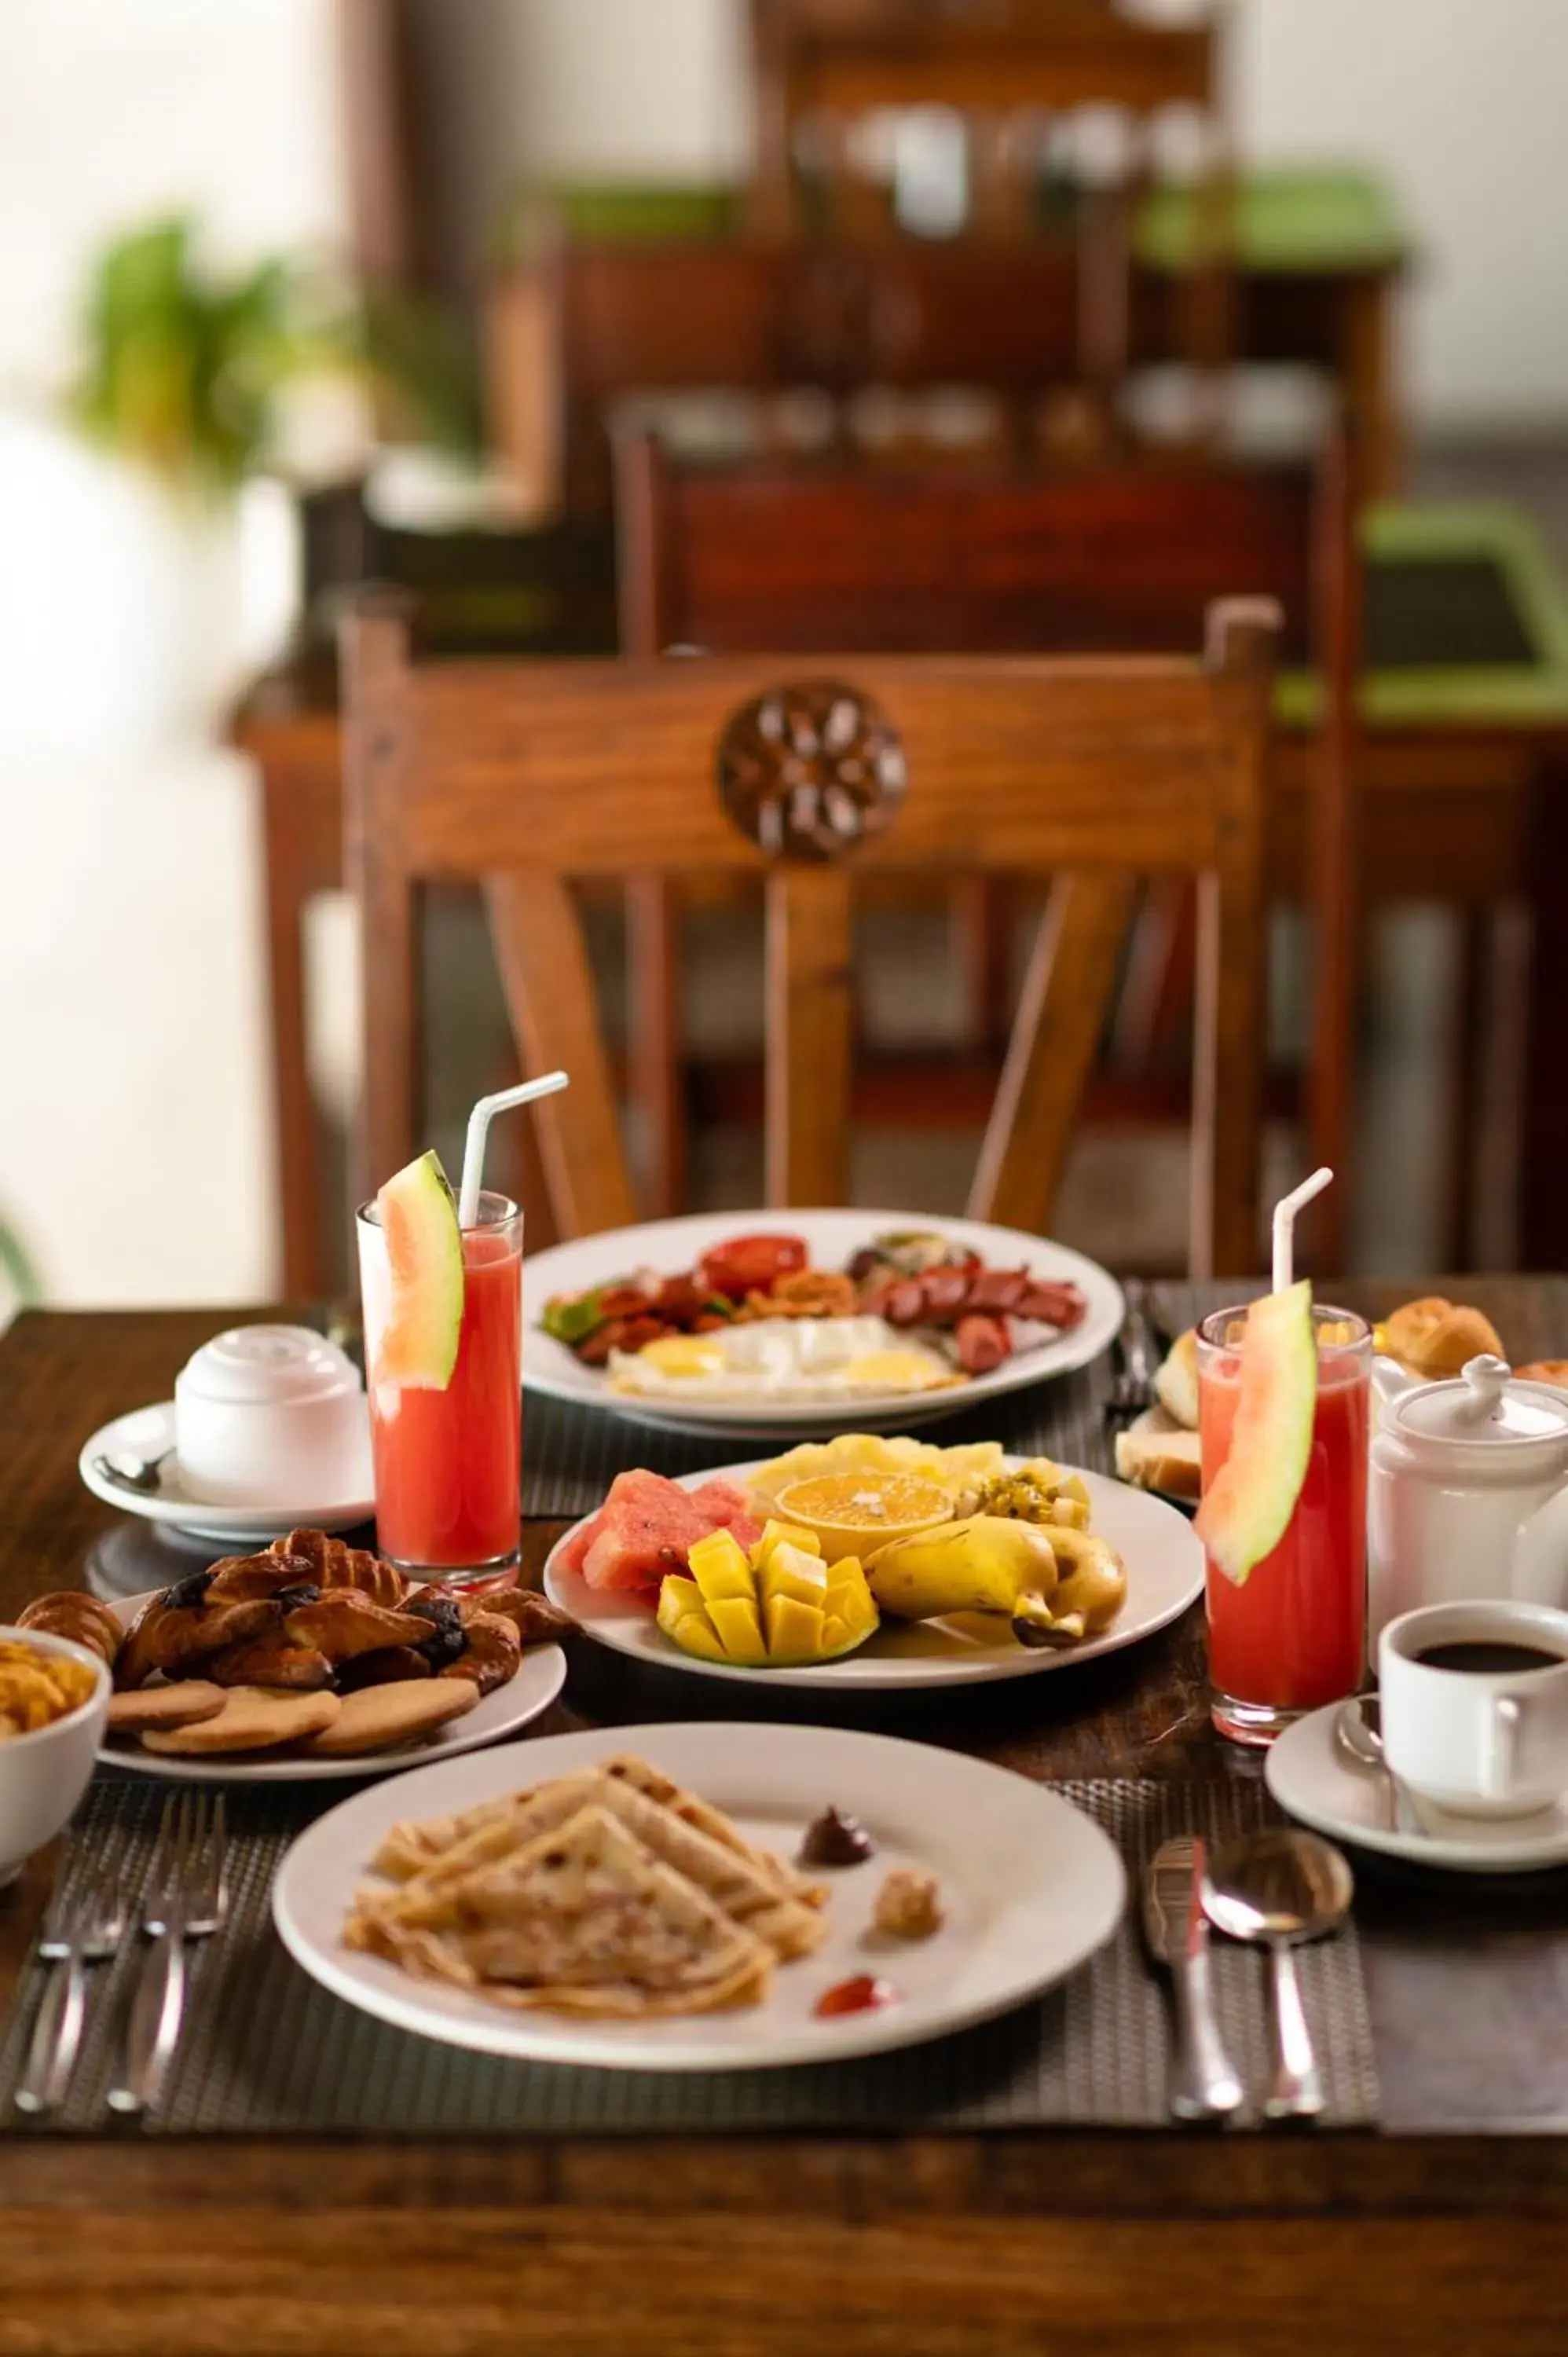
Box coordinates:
[1114,1409,1202,1501]
[1377,1297,1504,1382]
[1153,1329,1200,1430]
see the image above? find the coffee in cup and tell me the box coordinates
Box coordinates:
[1379,1600,1568,1820]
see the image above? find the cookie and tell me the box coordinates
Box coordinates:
[302,1679,482,1758]
[141,1685,341,1754]
[108,1681,227,1734]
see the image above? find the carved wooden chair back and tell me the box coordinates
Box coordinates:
[343,606,1278,1277]
[617,429,1362,1268]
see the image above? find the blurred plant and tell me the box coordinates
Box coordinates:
[0,1212,39,1318]
[68,216,481,493]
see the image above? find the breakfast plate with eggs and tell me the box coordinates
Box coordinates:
[523,1209,1122,1438]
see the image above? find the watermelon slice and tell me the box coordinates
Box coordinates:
[373,1149,463,1389]
[1194,1280,1317,1586]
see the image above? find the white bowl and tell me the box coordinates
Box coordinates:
[0,1629,110,1881]
[174,1324,370,1508]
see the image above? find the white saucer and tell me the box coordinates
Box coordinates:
[80,1402,374,1545]
[1266,1701,1568,1874]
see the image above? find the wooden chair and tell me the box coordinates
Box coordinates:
[343,606,1279,1279]
[746,0,1233,416]
[617,430,1361,1267]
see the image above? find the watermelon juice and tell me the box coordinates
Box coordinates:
[357,1192,523,1574]
[1198,1305,1372,1746]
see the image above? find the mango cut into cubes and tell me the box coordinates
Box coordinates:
[658,1531,879,1669]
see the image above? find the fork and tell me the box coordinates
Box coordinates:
[107,1791,227,2117]
[1104,1281,1164,1424]
[14,1846,126,2116]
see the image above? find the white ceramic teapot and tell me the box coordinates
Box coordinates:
[1368,1354,1568,1644]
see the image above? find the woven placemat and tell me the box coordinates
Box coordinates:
[0,1771,1377,2135]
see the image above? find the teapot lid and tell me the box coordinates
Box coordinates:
[1390,1354,1568,1450]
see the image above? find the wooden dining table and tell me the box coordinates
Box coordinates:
[2,1278,1566,2353]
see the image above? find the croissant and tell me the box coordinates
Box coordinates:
[459,1586,576,1648]
[19,1592,123,1670]
[1379,1297,1505,1381]
[269,1528,408,1608]
[115,1588,282,1692]
[207,1550,320,1604]
[281,1593,432,1662]
[1517,1361,1568,1392]
[337,1645,433,1691]
[205,1633,335,1690]
[441,1611,521,1696]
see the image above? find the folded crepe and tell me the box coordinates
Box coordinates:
[375,1752,824,1910]
[362,1763,826,1961]
[346,1802,773,2017]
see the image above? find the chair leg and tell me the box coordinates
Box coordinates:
[1111,878,1197,1078]
[1441,911,1488,1275]
[625,874,684,1219]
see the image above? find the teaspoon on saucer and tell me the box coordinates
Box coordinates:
[90,1447,173,1496]
[1203,1827,1354,2122]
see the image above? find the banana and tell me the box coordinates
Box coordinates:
[866,1516,1059,1629]
[1011,1529,1127,1649]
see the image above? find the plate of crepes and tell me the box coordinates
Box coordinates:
[19,1528,570,1783]
[525,1208,1122,1437]
[1113,1294,1527,1508]
[273,1721,1126,2069]
[543,1432,1201,1689]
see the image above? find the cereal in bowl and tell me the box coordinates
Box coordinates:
[0,1640,98,1738]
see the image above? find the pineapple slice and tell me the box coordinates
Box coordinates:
[657,1530,878,1668]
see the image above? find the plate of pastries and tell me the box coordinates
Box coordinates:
[19,1528,571,1783]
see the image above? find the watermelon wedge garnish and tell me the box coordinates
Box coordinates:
[373,1149,463,1389]
[1195,1280,1317,1585]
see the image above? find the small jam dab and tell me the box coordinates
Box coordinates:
[799,1805,876,1867]
[814,1973,901,2019]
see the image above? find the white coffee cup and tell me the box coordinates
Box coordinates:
[174,1324,370,1506]
[1379,1600,1568,1820]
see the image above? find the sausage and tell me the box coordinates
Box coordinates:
[921,1267,971,1318]
[955,1313,1011,1373]
[967,1268,1030,1314]
[577,1314,668,1366]
[1016,1281,1088,1329]
[880,1279,929,1328]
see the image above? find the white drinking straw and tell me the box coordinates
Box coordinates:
[456,1071,570,1227]
[1271,1165,1333,1293]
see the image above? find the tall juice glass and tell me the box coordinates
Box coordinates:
[1199,1303,1372,1746]
[357,1189,522,1577]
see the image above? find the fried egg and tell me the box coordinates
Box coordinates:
[606,1315,962,1401]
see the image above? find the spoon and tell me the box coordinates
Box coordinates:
[1202,1827,1354,2122]
[1335,1695,1429,1838]
[91,1446,173,1495]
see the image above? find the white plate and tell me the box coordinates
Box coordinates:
[273,1721,1125,2070]
[545,1457,1201,1690]
[522,1208,1122,1438]
[1267,1702,1568,1874]
[80,1403,375,1545]
[99,1589,566,1784]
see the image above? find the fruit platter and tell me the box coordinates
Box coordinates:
[523,1208,1124,1437]
[544,1430,1202,1690]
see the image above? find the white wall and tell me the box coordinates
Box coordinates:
[1238,0,1568,431]
[500,0,1568,432]
[0,0,348,393]
[0,2,349,1307]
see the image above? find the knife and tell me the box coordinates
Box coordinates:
[1142,1835,1244,2122]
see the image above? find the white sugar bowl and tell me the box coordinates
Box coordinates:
[174,1324,370,1507]
[1368,1354,1568,1644]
